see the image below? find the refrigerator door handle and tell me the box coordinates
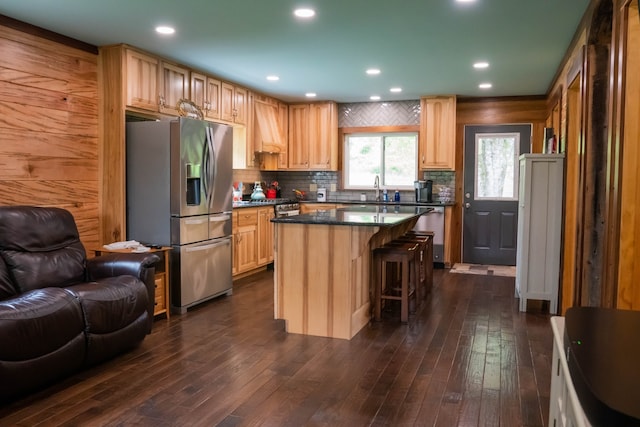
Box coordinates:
[210,127,217,205]
[209,214,231,222]
[203,127,215,206]
[185,239,230,253]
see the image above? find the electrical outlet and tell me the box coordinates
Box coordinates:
[309,183,318,191]
[330,183,336,192]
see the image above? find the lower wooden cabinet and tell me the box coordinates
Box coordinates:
[257,207,275,265]
[233,206,274,276]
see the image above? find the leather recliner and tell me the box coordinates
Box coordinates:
[0,206,160,400]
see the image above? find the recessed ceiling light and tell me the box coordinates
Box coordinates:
[366,68,381,76]
[390,87,402,93]
[370,95,381,101]
[294,8,316,18]
[456,0,476,3]
[473,61,490,69]
[305,92,317,98]
[155,26,175,35]
[479,83,493,89]
[266,75,280,81]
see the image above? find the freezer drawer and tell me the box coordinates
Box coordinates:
[171,237,232,313]
[209,213,232,240]
[171,215,209,245]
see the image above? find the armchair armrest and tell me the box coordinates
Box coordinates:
[86,253,160,281]
[86,253,161,333]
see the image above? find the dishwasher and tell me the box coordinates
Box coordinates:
[413,206,445,263]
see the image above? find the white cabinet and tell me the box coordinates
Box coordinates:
[549,317,592,427]
[515,154,564,314]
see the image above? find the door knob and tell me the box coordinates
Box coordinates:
[465,202,471,208]
[465,193,471,199]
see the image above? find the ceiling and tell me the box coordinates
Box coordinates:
[0,0,591,103]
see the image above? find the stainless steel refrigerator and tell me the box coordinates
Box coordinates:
[126,117,233,313]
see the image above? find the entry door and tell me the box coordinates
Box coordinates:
[462,124,531,265]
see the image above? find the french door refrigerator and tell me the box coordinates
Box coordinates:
[126,117,233,313]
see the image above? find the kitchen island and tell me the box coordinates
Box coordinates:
[272,205,431,340]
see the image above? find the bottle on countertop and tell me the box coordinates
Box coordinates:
[394,190,400,202]
[382,189,389,202]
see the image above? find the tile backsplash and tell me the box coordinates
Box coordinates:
[339,100,420,127]
[232,100,455,203]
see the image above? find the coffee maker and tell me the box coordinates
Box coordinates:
[414,180,433,203]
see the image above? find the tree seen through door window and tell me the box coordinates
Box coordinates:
[475,133,519,200]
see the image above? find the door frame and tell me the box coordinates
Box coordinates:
[462,123,532,265]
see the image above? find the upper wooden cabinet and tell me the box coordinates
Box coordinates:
[190,72,206,112]
[221,82,247,125]
[253,100,286,153]
[159,61,190,116]
[288,102,338,170]
[125,49,159,111]
[190,73,222,121]
[419,96,456,170]
[205,77,222,120]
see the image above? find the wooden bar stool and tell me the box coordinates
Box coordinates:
[402,231,434,297]
[373,241,419,323]
[394,234,429,300]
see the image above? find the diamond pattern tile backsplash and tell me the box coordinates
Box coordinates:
[339,100,420,127]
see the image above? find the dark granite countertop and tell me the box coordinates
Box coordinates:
[271,205,433,226]
[232,198,296,209]
[299,200,455,207]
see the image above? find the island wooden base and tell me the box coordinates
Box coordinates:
[273,221,414,340]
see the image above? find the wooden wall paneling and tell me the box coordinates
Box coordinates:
[98,45,127,244]
[453,97,548,265]
[561,72,584,314]
[578,0,614,307]
[0,24,99,252]
[616,0,640,309]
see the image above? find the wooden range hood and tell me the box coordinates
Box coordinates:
[253,101,286,153]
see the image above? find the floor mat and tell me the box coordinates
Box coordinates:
[450,263,516,277]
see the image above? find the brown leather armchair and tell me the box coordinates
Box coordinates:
[0,206,160,400]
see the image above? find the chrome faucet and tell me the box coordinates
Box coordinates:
[374,175,380,201]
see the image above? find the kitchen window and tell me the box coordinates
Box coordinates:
[343,132,418,190]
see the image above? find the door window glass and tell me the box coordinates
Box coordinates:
[474,133,519,200]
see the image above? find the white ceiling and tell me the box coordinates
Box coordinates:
[0,0,591,103]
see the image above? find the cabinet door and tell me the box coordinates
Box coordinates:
[160,62,189,116]
[232,211,238,275]
[309,102,337,170]
[419,96,456,169]
[125,49,159,111]
[277,102,289,169]
[221,82,235,122]
[190,72,207,112]
[288,104,309,169]
[234,86,248,125]
[257,207,275,265]
[205,77,221,120]
[236,225,257,272]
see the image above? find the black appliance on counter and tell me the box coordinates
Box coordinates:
[414,180,433,203]
[564,307,640,426]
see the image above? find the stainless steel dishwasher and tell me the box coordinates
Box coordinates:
[413,206,445,263]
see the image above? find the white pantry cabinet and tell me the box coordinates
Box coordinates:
[515,154,564,314]
[549,317,591,427]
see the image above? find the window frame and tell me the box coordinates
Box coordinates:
[341,126,420,191]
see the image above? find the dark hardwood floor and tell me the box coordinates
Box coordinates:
[0,268,553,426]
